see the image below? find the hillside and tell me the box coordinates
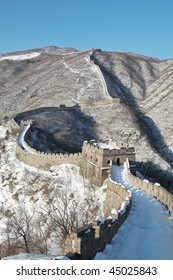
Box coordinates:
[1,46,173,185]
[1,46,173,258]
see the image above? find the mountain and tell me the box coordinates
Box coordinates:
[1,46,173,189]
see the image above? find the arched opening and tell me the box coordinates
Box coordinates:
[107,160,110,165]
[117,158,120,166]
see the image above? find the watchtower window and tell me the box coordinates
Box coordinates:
[107,160,110,165]
[117,158,120,166]
[96,158,98,163]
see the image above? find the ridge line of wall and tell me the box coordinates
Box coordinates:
[86,51,111,99]
[14,120,82,170]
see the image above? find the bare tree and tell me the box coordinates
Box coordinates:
[6,207,34,253]
[2,206,48,256]
[41,185,101,247]
[0,179,101,257]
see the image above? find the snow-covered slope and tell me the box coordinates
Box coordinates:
[0,52,41,61]
[0,122,104,258]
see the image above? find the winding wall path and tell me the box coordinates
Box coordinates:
[95,165,173,260]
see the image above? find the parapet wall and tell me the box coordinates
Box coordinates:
[86,52,110,99]
[16,142,82,170]
[124,159,173,219]
[83,139,134,154]
[13,118,82,170]
[9,117,21,134]
[64,168,132,259]
[103,176,132,218]
[78,98,120,108]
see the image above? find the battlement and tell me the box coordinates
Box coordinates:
[82,139,135,186]
[124,159,173,219]
[83,139,134,153]
[64,171,132,259]
[20,119,33,126]
[14,118,135,185]
[16,121,82,170]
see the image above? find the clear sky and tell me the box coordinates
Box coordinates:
[0,0,172,59]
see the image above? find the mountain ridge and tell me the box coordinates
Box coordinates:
[1,46,173,188]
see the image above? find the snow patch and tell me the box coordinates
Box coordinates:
[96,215,105,224]
[0,52,41,61]
[3,253,52,260]
[154,182,160,186]
[0,125,7,140]
[111,208,118,215]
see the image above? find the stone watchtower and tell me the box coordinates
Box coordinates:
[81,139,135,187]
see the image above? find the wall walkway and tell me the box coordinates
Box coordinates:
[15,121,82,170]
[95,165,173,260]
[124,159,173,218]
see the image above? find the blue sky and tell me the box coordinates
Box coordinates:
[0,0,172,59]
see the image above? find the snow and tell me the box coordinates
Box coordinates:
[17,124,31,152]
[53,255,70,260]
[3,253,53,260]
[0,125,7,140]
[96,215,105,224]
[96,142,120,150]
[95,165,173,260]
[111,208,118,215]
[1,122,173,260]
[119,200,129,215]
[0,122,104,259]
[0,52,41,61]
[3,253,70,260]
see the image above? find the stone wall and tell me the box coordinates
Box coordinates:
[87,51,110,99]
[81,140,135,186]
[64,209,130,260]
[64,170,132,259]
[13,119,82,170]
[124,159,173,219]
[78,98,120,108]
[16,144,82,170]
[9,117,21,134]
[103,176,132,218]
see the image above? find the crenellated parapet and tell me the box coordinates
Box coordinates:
[124,159,173,219]
[16,144,82,170]
[82,139,135,155]
[82,139,135,186]
[15,119,82,170]
[20,119,33,126]
[64,168,132,259]
[103,175,132,218]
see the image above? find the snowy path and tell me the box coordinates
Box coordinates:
[17,124,35,153]
[87,51,111,99]
[95,165,173,260]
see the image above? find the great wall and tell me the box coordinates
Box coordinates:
[7,49,173,259]
[9,112,173,259]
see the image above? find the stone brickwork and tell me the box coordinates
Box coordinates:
[124,159,173,218]
[13,115,135,184]
[10,113,136,259]
[103,175,132,218]
[81,139,135,186]
[78,98,120,108]
[64,174,132,259]
[16,144,82,170]
[9,117,21,134]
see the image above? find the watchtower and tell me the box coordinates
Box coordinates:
[81,139,135,186]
